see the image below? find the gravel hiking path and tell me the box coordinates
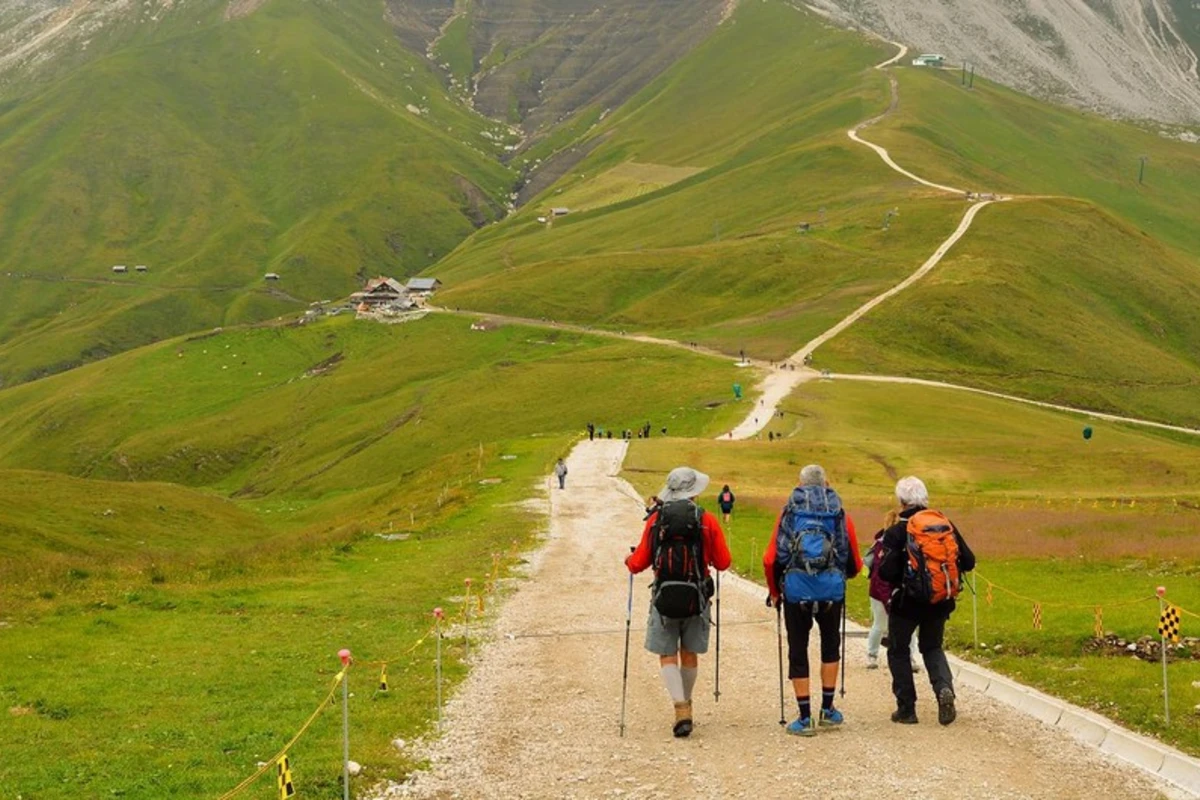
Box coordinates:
[379,440,1170,800]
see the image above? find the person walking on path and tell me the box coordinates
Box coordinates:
[587,422,595,441]
[878,476,976,726]
[554,458,568,490]
[863,511,920,673]
[763,464,861,736]
[626,467,732,738]
[717,485,736,523]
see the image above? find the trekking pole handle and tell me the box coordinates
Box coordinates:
[626,546,636,616]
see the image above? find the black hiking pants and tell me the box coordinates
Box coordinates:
[887,611,954,712]
[784,600,842,680]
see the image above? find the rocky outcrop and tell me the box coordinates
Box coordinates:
[805,0,1200,124]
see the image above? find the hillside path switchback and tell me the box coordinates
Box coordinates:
[381,440,1171,799]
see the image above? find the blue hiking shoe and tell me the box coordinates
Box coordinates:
[820,707,844,726]
[786,716,816,737]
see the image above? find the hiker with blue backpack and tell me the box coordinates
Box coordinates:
[626,467,731,738]
[877,476,976,726]
[763,464,862,736]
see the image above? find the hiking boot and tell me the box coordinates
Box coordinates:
[785,716,816,737]
[673,701,693,738]
[937,688,957,726]
[891,708,919,724]
[866,654,879,670]
[819,707,844,726]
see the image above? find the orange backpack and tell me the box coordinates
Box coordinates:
[903,510,961,604]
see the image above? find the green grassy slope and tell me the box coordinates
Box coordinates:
[818,199,1200,426]
[433,2,979,359]
[0,0,515,386]
[625,379,1200,529]
[869,67,1200,255]
[0,313,749,797]
[0,314,744,498]
[0,469,270,565]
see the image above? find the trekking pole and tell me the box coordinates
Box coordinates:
[775,600,786,726]
[714,571,722,703]
[839,601,847,698]
[619,547,635,737]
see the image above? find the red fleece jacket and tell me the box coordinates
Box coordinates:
[626,508,732,575]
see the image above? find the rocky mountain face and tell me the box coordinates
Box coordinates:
[386,0,728,137]
[805,0,1200,125]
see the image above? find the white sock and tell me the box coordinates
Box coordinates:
[661,664,686,703]
[681,667,698,701]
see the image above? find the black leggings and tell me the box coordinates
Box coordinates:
[784,600,843,679]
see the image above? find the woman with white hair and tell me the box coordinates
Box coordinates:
[877,476,976,727]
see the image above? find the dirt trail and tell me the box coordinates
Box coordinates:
[835,374,1200,436]
[381,440,1169,799]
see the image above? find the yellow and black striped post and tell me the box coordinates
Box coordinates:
[276,755,295,799]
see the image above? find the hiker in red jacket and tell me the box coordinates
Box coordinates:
[763,465,862,736]
[627,467,732,738]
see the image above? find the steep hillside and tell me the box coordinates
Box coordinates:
[433,1,970,359]
[0,0,515,386]
[385,0,727,137]
[807,0,1200,125]
[426,1,1200,426]
[863,66,1200,256]
[819,199,1200,427]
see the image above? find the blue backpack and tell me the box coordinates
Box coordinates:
[776,486,849,603]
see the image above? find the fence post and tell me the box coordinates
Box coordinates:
[338,649,352,800]
[1157,586,1170,726]
[434,607,445,732]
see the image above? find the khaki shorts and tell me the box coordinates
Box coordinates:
[644,604,711,655]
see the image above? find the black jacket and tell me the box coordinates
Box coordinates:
[879,506,976,619]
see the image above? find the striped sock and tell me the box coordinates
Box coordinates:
[796,696,811,720]
[822,688,836,711]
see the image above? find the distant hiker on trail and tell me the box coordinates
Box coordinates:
[587,422,595,441]
[717,485,735,523]
[554,458,568,490]
[763,464,862,736]
[863,510,920,674]
[643,422,652,439]
[626,467,731,738]
[878,476,976,726]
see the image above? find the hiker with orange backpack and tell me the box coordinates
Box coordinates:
[626,467,731,738]
[763,465,862,736]
[878,476,976,726]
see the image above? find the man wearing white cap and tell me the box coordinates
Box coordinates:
[626,466,731,737]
